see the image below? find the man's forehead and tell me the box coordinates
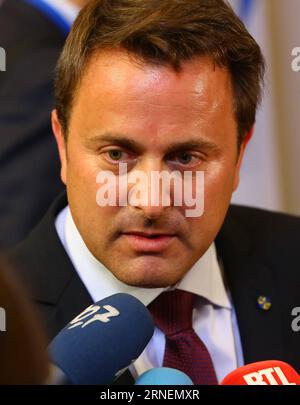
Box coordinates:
[81,49,231,100]
[68,49,236,146]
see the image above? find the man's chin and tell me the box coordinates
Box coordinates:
[114,276,174,289]
[102,252,188,287]
[110,260,184,288]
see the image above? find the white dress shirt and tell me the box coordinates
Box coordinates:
[55,206,244,382]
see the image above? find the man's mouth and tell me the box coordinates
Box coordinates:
[121,231,177,253]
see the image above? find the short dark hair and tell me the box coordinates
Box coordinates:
[55,0,265,146]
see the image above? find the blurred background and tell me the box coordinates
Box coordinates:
[230,0,300,216]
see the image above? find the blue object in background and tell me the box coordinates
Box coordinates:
[239,0,254,23]
[135,367,194,385]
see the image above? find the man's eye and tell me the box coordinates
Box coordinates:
[170,152,201,166]
[102,149,136,164]
[108,150,124,161]
[177,152,193,165]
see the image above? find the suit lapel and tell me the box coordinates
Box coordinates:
[8,193,93,338]
[45,271,94,340]
[216,207,283,364]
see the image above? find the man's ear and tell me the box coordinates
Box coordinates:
[233,126,254,191]
[52,109,67,185]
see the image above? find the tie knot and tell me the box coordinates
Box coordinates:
[148,289,196,336]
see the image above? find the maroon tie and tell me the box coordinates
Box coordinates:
[148,289,218,385]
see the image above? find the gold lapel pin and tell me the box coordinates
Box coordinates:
[257,295,271,311]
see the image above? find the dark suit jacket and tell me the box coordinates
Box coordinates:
[0,0,65,248]
[7,193,300,383]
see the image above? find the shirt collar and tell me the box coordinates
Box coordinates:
[174,244,231,309]
[57,206,231,310]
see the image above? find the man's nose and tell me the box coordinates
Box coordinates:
[128,158,171,220]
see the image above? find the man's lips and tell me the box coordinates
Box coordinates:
[121,231,177,253]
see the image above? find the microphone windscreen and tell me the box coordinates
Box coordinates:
[49,293,154,384]
[135,367,193,385]
[221,360,300,385]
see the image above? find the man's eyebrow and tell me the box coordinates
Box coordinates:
[164,140,219,155]
[88,132,220,154]
[88,133,144,152]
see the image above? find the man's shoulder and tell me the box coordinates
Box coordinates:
[227,204,300,240]
[220,206,300,371]
[4,193,92,337]
[223,204,300,270]
[228,204,300,228]
[5,193,71,299]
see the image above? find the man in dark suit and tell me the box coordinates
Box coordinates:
[7,0,300,384]
[0,0,90,248]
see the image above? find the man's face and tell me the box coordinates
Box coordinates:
[52,50,246,288]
